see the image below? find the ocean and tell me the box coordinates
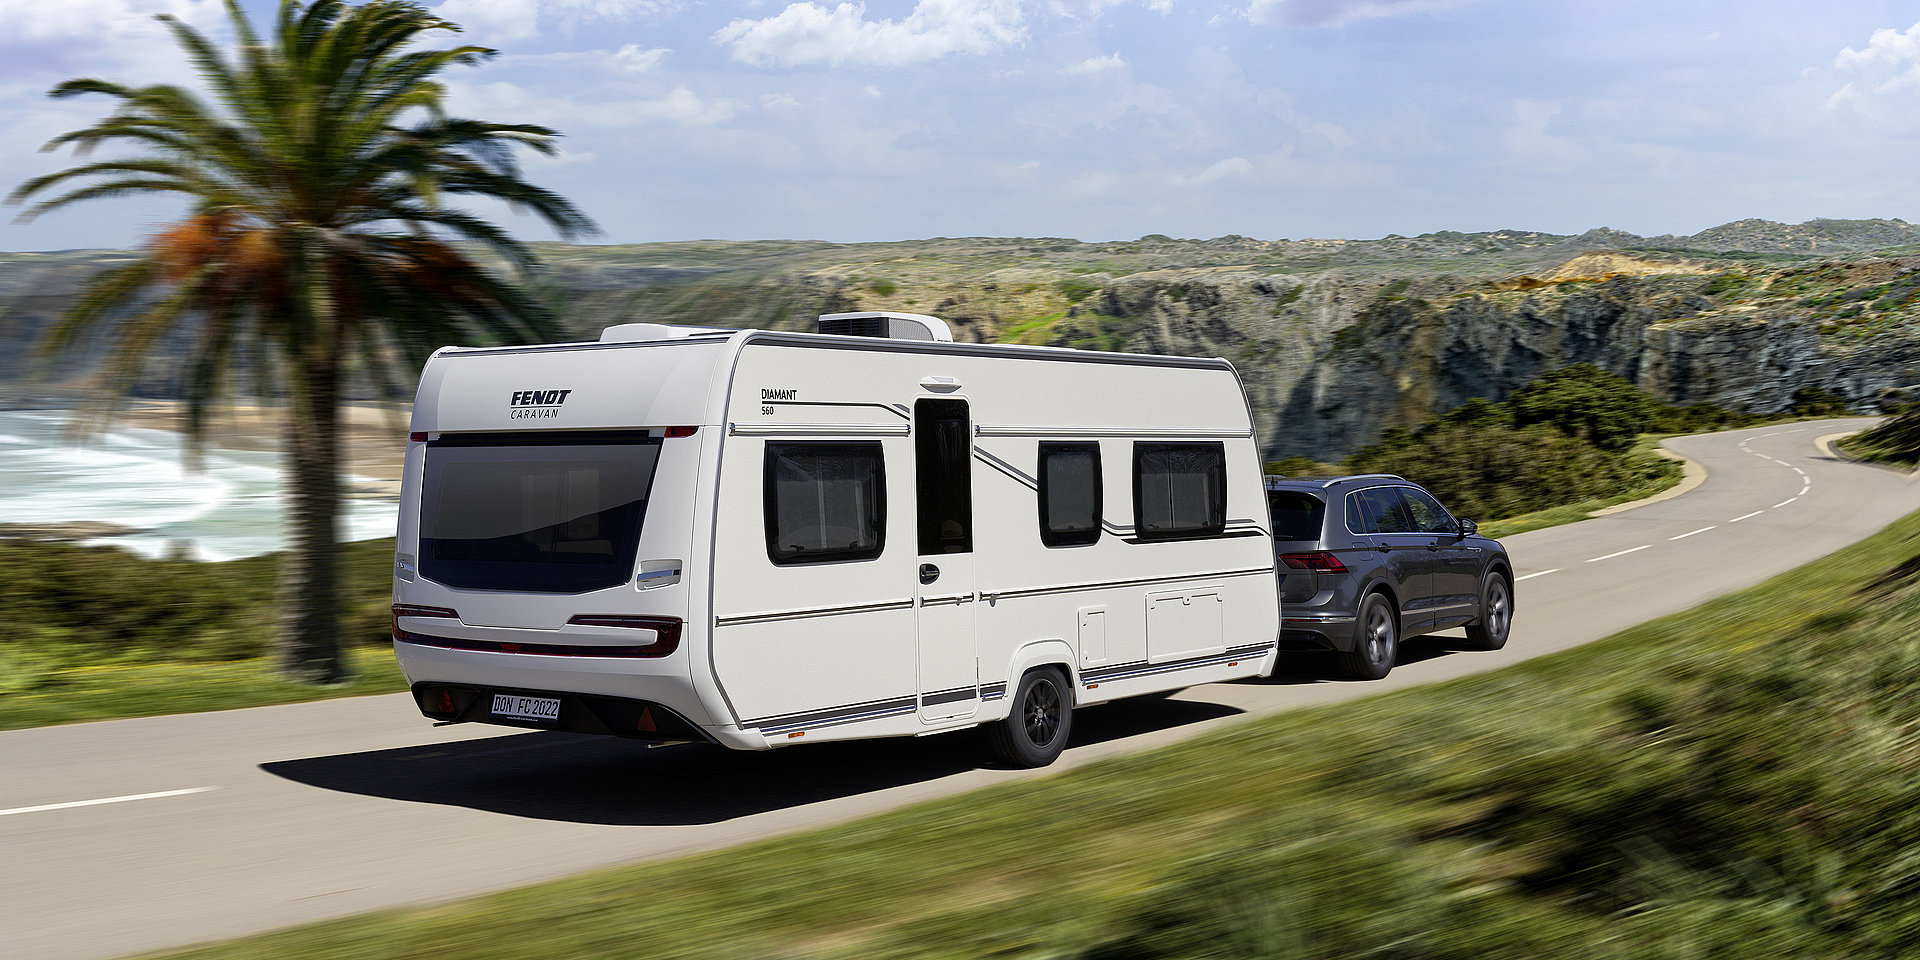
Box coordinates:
[0,410,398,561]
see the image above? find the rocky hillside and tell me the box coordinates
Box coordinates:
[4,219,1918,460]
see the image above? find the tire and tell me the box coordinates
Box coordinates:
[1340,592,1398,680]
[987,666,1073,767]
[1462,573,1512,651]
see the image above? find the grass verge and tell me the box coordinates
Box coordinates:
[0,538,404,729]
[149,508,1920,959]
[0,646,406,732]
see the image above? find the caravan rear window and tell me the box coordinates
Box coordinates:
[419,434,661,593]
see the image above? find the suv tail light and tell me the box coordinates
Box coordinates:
[1280,552,1348,574]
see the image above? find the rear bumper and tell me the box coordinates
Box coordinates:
[1281,613,1357,652]
[412,682,715,744]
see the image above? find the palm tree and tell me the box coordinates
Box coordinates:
[7,0,597,682]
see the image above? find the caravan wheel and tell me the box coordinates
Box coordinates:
[987,666,1072,768]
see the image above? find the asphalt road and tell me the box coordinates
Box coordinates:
[2,418,1914,960]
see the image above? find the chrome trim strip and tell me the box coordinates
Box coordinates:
[973,447,1038,490]
[746,695,919,733]
[1082,642,1276,684]
[1285,615,1356,624]
[738,332,1237,372]
[976,424,1253,439]
[984,566,1274,602]
[763,400,912,421]
[920,686,978,707]
[728,422,910,438]
[715,598,916,627]
[918,594,974,607]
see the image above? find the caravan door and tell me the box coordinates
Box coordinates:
[913,397,979,722]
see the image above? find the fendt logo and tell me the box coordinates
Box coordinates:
[509,388,572,420]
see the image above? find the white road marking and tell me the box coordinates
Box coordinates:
[1586,545,1650,563]
[1799,483,1810,495]
[1669,526,1717,540]
[1792,467,1806,476]
[1514,569,1559,582]
[1730,510,1763,523]
[0,787,215,818]
[1774,497,1799,508]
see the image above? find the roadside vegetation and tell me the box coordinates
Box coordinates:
[1275,364,1783,532]
[0,538,403,730]
[143,506,1920,960]
[1838,404,1920,468]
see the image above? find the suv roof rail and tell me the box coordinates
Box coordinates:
[1320,473,1406,487]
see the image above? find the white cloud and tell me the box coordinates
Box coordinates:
[430,0,677,43]
[1244,0,1458,27]
[1064,52,1126,74]
[1836,21,1920,70]
[1184,155,1253,186]
[715,0,1027,68]
[447,79,736,130]
[609,44,669,74]
[1829,20,1920,107]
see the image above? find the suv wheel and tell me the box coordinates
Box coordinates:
[1462,573,1511,651]
[1341,593,1398,680]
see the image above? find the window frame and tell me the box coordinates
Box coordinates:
[1037,441,1103,547]
[1131,441,1228,542]
[762,440,889,566]
[1398,486,1459,535]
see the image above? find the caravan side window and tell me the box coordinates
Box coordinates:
[1038,442,1101,547]
[1132,442,1226,540]
[764,442,887,565]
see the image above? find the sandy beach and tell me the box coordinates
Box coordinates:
[116,400,411,496]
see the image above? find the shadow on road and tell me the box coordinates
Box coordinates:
[1239,635,1467,685]
[260,696,1243,826]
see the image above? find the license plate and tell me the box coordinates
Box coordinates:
[491,694,561,723]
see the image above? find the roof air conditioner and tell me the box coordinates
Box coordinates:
[817,312,953,342]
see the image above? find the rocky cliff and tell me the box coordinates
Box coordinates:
[4,219,1917,460]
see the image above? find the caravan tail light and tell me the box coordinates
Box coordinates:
[566,615,683,658]
[391,604,459,642]
[664,425,699,438]
[1280,552,1348,574]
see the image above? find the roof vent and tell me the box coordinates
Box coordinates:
[818,312,953,342]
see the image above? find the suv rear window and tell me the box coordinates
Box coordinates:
[1267,490,1326,541]
[419,433,661,593]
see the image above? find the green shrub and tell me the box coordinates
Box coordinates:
[1508,363,1656,452]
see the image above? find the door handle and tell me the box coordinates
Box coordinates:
[919,563,940,585]
[1374,542,1392,552]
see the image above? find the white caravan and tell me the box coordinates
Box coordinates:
[392,312,1280,766]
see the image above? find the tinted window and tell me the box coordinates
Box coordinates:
[420,435,661,593]
[765,442,887,565]
[1400,487,1457,534]
[1039,442,1101,547]
[1347,486,1415,534]
[1133,442,1226,540]
[1267,490,1326,541]
[915,399,973,555]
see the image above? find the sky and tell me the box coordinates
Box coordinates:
[3,0,1920,251]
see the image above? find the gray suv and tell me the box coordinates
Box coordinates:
[1266,474,1513,679]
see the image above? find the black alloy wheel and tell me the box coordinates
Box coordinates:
[1463,573,1512,651]
[987,666,1072,767]
[1341,592,1398,680]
